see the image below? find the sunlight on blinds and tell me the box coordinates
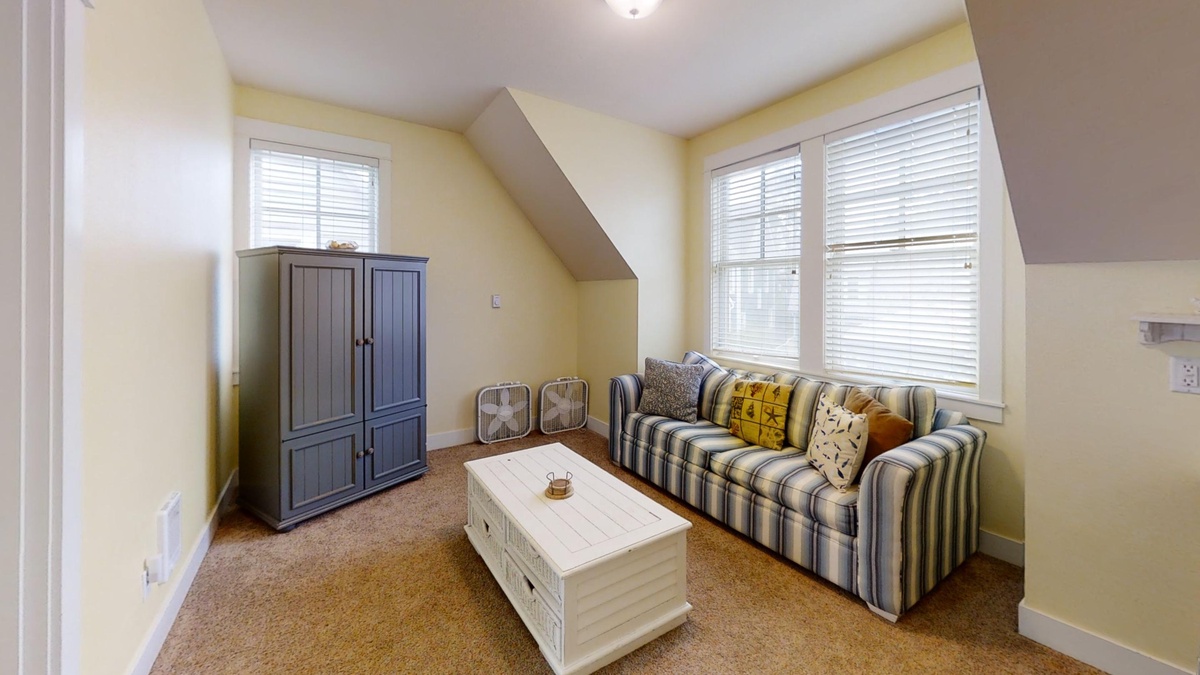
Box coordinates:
[824,98,980,387]
[711,150,801,364]
[250,142,379,252]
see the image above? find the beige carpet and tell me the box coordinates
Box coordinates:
[151,429,1093,674]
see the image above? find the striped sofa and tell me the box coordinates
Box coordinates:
[608,352,987,621]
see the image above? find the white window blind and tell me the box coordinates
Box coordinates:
[711,149,802,364]
[824,93,981,388]
[250,139,379,251]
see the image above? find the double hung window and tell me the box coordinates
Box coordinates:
[709,85,997,409]
[249,140,380,252]
[710,150,803,366]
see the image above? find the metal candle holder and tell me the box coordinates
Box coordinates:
[545,471,574,500]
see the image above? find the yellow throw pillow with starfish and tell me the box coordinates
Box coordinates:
[727,378,793,451]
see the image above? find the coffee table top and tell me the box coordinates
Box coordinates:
[464,443,691,573]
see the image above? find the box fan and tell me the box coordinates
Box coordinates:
[476,382,532,444]
[539,377,588,434]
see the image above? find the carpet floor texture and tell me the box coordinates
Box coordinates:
[151,430,1094,674]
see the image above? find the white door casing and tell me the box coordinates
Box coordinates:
[1,0,86,672]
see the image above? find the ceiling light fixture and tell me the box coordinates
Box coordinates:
[604,0,663,20]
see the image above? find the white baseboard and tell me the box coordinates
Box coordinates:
[430,415,606,451]
[428,427,476,450]
[978,529,1024,567]
[586,415,609,438]
[1019,600,1189,675]
[128,469,238,675]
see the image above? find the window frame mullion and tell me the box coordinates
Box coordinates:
[797,137,824,374]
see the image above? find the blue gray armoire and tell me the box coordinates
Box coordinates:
[237,247,428,530]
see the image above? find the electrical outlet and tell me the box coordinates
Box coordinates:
[141,567,150,602]
[491,294,501,309]
[1169,356,1200,394]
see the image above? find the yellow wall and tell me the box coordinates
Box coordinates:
[1024,262,1200,670]
[508,90,689,372]
[234,87,579,435]
[81,0,235,673]
[681,24,1027,541]
[577,280,639,424]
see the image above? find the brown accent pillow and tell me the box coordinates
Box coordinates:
[844,388,914,479]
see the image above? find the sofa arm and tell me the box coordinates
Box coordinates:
[608,374,644,463]
[856,424,986,618]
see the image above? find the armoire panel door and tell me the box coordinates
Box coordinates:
[280,254,364,439]
[365,259,426,418]
[281,424,365,519]
[365,408,427,488]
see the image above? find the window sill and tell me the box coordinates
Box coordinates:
[708,355,1005,424]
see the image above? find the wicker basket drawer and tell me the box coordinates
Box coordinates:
[502,551,563,660]
[505,521,563,604]
[466,498,504,567]
[467,475,507,525]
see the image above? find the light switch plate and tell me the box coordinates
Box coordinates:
[1169,356,1200,394]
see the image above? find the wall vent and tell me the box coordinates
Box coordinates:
[147,491,182,584]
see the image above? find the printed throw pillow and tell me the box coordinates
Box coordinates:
[807,393,869,492]
[711,369,772,427]
[636,357,705,423]
[728,379,793,451]
[843,388,914,481]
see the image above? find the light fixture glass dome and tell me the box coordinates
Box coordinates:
[604,0,664,20]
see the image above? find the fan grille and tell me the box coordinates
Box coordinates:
[539,378,588,434]
[477,383,532,444]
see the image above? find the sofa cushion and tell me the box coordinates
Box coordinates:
[709,446,859,536]
[623,412,749,468]
[683,351,727,423]
[728,379,793,451]
[772,374,855,450]
[696,367,726,423]
[636,357,704,423]
[682,350,722,371]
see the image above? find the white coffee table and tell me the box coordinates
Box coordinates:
[464,442,692,675]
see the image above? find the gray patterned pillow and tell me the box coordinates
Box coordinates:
[637,357,704,423]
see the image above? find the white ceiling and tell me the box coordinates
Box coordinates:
[204,0,966,139]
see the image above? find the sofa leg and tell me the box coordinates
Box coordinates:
[867,604,899,623]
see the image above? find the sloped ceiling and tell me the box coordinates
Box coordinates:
[966,0,1200,263]
[465,90,634,281]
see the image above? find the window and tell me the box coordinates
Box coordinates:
[232,119,392,380]
[249,140,380,251]
[710,149,802,365]
[824,95,980,388]
[706,70,1003,419]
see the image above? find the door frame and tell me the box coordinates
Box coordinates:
[3,0,87,671]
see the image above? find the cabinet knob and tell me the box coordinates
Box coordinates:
[355,338,365,347]
[366,447,375,455]
[365,337,375,345]
[356,451,365,459]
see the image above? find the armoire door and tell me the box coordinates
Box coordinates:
[364,259,425,418]
[280,253,364,439]
[280,424,365,520]
[365,408,427,489]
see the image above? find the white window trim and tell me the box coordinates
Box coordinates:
[232,118,394,381]
[702,62,1006,424]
